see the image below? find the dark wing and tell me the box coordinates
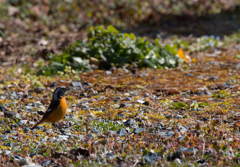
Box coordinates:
[41,100,60,120]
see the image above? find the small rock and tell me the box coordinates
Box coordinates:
[79,92,87,96]
[119,103,126,108]
[191,108,196,111]
[25,106,33,112]
[158,131,174,138]
[188,163,194,167]
[179,146,198,154]
[174,115,183,119]
[165,115,173,119]
[4,111,21,120]
[177,125,188,134]
[49,82,57,88]
[117,129,127,137]
[17,122,23,126]
[91,128,100,134]
[40,160,51,166]
[108,130,117,135]
[58,135,69,140]
[81,105,89,110]
[167,152,181,161]
[11,92,18,99]
[24,128,30,133]
[197,159,205,164]
[204,90,212,96]
[18,109,23,113]
[69,147,90,157]
[174,158,181,164]
[82,82,92,86]
[22,163,41,167]
[143,101,149,106]
[34,87,44,93]
[125,97,131,101]
[123,118,136,127]
[0,105,8,112]
[144,153,160,165]
[33,101,42,107]
[177,136,185,141]
[86,134,93,138]
[106,71,112,75]
[71,81,82,88]
[4,142,13,147]
[132,128,146,134]
[114,98,121,102]
[19,157,32,166]
[4,150,12,155]
[106,152,115,159]
[0,135,9,140]
[181,94,188,98]
[186,73,193,76]
[136,99,145,104]
[197,108,202,111]
[14,155,23,160]
[208,76,220,81]
[117,113,126,118]
[197,91,204,96]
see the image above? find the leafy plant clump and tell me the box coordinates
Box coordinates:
[40,25,181,75]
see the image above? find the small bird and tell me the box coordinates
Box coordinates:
[31,86,69,130]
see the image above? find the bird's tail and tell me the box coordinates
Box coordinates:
[31,120,43,130]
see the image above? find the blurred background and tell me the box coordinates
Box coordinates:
[0,0,240,66]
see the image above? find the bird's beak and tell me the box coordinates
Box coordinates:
[65,87,70,91]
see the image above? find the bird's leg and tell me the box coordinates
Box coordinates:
[52,123,57,129]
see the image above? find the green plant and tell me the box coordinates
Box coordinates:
[91,120,126,133]
[40,25,181,75]
[212,90,231,98]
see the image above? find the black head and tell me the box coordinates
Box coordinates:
[52,86,69,100]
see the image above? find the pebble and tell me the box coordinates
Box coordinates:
[0,105,8,112]
[25,106,33,112]
[117,129,127,137]
[158,131,174,138]
[71,81,82,87]
[132,128,146,134]
[178,146,198,154]
[92,128,100,134]
[144,153,160,165]
[123,118,136,127]
[125,97,131,101]
[40,160,51,166]
[19,157,32,166]
[22,163,42,167]
[34,87,44,93]
[1,135,9,140]
[4,111,21,120]
[49,82,57,88]
[174,158,181,164]
[106,152,115,159]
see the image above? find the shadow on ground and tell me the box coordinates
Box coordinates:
[127,9,240,39]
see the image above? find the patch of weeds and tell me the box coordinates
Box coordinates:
[212,90,231,98]
[172,102,188,109]
[91,120,126,133]
[173,35,224,52]
[40,25,181,75]
[20,74,44,87]
[190,101,209,110]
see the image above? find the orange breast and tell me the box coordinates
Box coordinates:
[44,96,67,123]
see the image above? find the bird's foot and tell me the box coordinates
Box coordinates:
[52,123,59,129]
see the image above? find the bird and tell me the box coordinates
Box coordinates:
[31,86,69,130]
